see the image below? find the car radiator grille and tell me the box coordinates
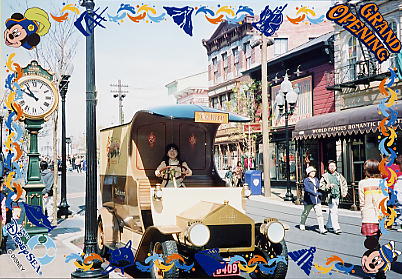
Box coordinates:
[205,224,252,248]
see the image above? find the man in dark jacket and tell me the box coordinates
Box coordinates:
[41,161,54,222]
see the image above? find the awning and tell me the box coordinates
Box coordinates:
[293,103,402,140]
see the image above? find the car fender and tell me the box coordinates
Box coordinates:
[134,225,182,263]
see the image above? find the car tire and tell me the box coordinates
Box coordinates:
[150,240,179,279]
[252,235,288,279]
[97,218,108,258]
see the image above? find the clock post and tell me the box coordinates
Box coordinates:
[17,61,59,235]
[24,119,47,234]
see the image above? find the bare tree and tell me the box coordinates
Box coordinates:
[27,7,80,223]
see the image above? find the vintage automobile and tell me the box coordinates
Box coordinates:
[97,104,288,278]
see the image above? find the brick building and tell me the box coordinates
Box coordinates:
[202,16,333,170]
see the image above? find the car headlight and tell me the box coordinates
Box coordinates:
[261,221,285,243]
[187,223,210,247]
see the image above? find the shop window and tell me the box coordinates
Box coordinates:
[220,94,227,110]
[351,139,365,182]
[273,141,296,181]
[274,38,288,56]
[389,21,398,69]
[347,36,357,81]
[244,41,251,70]
[211,97,219,108]
[222,52,228,80]
[212,57,218,83]
[232,47,240,76]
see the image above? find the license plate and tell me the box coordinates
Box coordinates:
[213,262,240,277]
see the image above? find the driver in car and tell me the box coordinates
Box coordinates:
[155,143,192,187]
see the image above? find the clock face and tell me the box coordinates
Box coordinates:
[16,77,57,119]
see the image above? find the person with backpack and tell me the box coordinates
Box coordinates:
[41,161,54,222]
[320,160,348,234]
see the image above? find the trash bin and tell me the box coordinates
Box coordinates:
[244,170,262,195]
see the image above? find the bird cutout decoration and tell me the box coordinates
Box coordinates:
[289,247,316,276]
[22,202,56,232]
[252,4,287,36]
[163,6,194,36]
[195,248,225,276]
[103,240,135,275]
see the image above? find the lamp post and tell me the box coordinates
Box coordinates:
[251,34,274,197]
[66,137,72,158]
[58,75,72,218]
[276,72,298,201]
[72,0,106,277]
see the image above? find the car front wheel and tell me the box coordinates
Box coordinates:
[252,232,288,279]
[150,240,179,279]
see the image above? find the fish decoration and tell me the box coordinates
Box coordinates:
[22,202,56,232]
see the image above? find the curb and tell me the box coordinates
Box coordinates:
[248,195,361,218]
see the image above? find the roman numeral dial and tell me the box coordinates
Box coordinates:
[16,76,58,120]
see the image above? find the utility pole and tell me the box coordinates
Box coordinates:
[261,35,274,197]
[110,80,128,124]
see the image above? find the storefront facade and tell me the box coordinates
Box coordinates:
[246,32,335,186]
[294,104,402,183]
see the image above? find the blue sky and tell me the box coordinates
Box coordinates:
[1,0,334,144]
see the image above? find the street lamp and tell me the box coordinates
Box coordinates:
[251,34,274,197]
[66,137,72,158]
[276,72,298,201]
[72,0,106,277]
[58,75,72,219]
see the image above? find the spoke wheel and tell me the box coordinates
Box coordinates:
[251,232,288,279]
[150,240,179,279]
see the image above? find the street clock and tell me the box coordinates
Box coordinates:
[16,75,58,121]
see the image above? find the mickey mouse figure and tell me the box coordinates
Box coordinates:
[4,7,51,50]
[361,238,401,278]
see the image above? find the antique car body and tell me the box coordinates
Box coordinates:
[98,104,288,278]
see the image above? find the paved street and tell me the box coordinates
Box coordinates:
[1,172,401,278]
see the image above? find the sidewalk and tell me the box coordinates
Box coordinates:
[252,186,361,218]
[0,213,123,278]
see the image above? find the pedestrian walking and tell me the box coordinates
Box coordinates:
[40,161,54,222]
[72,155,76,171]
[224,166,234,187]
[76,156,82,173]
[300,166,327,234]
[234,161,244,187]
[319,160,348,234]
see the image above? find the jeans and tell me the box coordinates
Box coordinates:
[327,198,341,232]
[301,203,325,232]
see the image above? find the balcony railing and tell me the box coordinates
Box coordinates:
[326,57,389,91]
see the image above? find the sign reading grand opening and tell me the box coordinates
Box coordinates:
[195,111,229,124]
[271,75,313,128]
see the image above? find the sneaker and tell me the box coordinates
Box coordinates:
[334,230,342,235]
[299,224,305,231]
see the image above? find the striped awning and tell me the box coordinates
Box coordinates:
[293,103,402,140]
